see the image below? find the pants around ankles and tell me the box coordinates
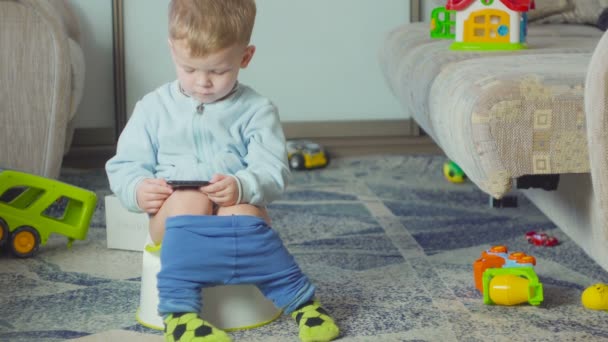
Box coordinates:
[157,215,315,316]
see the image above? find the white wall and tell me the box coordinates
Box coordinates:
[123,0,173,120]
[69,0,412,129]
[242,1,410,122]
[67,0,115,129]
[423,0,446,22]
[123,0,411,122]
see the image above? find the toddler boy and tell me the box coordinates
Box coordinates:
[105,0,340,341]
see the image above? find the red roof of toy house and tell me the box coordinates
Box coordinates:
[446,0,535,12]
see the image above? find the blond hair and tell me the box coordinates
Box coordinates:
[168,0,256,56]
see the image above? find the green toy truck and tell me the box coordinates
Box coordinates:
[0,170,97,257]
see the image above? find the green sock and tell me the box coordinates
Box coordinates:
[291,300,340,342]
[164,313,231,342]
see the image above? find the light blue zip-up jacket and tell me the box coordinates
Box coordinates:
[106,81,290,213]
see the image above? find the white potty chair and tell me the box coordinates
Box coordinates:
[136,241,282,331]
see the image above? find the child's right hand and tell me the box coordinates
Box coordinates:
[136,178,173,214]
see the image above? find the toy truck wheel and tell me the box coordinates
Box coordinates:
[0,218,8,246]
[289,154,305,170]
[10,226,40,258]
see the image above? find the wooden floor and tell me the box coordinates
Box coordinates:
[62,136,443,169]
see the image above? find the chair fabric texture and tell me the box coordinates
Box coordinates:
[0,0,85,178]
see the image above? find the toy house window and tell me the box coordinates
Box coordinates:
[470,11,509,39]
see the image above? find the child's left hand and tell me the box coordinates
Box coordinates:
[201,174,239,207]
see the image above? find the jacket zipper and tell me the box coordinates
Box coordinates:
[194,103,215,178]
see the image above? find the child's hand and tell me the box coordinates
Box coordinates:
[201,174,239,207]
[136,178,173,214]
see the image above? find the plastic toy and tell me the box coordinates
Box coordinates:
[430,7,456,39]
[286,140,329,170]
[525,231,559,247]
[473,245,543,306]
[0,169,97,257]
[582,283,608,311]
[431,0,535,51]
[443,160,466,183]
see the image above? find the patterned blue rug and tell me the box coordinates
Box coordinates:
[1,155,608,342]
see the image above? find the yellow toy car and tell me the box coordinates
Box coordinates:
[0,170,97,257]
[287,140,329,170]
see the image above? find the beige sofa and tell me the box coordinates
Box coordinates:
[0,0,85,179]
[379,1,608,270]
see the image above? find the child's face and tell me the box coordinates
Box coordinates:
[170,39,255,104]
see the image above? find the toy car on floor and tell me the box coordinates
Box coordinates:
[443,160,466,183]
[525,231,559,247]
[286,140,329,170]
[0,169,97,257]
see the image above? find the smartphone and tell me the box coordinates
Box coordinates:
[166,180,210,189]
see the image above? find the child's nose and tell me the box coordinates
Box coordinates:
[196,74,212,87]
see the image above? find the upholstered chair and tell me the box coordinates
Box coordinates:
[0,0,85,178]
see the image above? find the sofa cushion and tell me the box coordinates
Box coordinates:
[379,23,604,198]
[379,23,602,139]
[528,0,570,21]
[533,0,608,26]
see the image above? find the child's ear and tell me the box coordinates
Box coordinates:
[240,45,256,68]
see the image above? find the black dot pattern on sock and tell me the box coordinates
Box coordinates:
[173,324,186,340]
[305,317,325,327]
[295,312,304,325]
[195,325,213,336]
[316,307,329,316]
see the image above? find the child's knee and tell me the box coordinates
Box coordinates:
[149,190,214,244]
[164,190,214,216]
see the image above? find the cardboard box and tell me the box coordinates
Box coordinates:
[105,195,149,251]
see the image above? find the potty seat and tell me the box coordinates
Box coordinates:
[136,241,282,331]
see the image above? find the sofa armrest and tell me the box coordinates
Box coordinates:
[47,0,81,43]
[585,29,608,235]
[0,0,73,178]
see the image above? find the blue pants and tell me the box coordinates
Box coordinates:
[157,215,315,316]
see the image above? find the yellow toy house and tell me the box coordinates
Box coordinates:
[446,0,535,50]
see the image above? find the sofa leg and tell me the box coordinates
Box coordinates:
[515,174,560,191]
[490,195,518,208]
